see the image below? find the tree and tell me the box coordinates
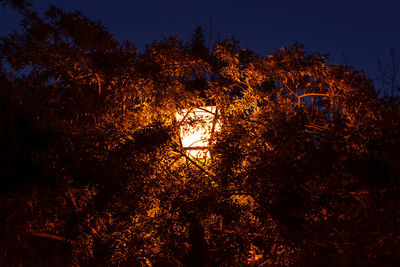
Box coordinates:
[1,5,399,266]
[377,48,400,100]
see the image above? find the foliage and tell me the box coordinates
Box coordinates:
[0,0,31,11]
[0,5,399,266]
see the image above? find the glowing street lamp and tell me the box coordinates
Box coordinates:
[175,106,220,158]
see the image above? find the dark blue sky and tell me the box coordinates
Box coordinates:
[1,0,399,82]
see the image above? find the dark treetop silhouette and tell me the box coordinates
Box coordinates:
[0,2,399,266]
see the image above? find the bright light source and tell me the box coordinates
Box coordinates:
[176,106,220,158]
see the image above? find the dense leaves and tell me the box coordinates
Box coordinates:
[1,5,399,266]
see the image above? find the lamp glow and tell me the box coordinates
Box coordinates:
[176,106,220,157]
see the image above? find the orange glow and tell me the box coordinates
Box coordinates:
[176,106,220,157]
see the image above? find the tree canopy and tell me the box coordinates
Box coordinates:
[1,5,399,266]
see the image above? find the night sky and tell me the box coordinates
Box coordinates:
[1,0,399,82]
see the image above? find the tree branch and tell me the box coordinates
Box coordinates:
[298,93,331,99]
[95,73,102,95]
[29,232,74,244]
